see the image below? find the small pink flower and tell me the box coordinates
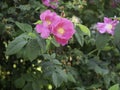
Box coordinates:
[42,0,58,9]
[40,10,58,28]
[96,17,119,35]
[36,10,59,38]
[42,0,50,7]
[52,18,76,45]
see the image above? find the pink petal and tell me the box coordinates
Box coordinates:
[104,17,112,23]
[36,24,50,38]
[54,36,68,46]
[42,0,50,7]
[97,23,106,33]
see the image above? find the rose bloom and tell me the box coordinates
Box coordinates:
[36,10,76,46]
[96,17,119,35]
[52,18,76,46]
[42,0,58,9]
[40,10,58,28]
[36,10,59,38]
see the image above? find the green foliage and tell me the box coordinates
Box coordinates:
[108,84,119,90]
[88,57,109,75]
[25,39,41,61]
[113,22,120,49]
[78,24,91,37]
[1,0,120,90]
[6,34,28,55]
[14,77,25,88]
[15,22,32,32]
[75,25,84,46]
[96,33,110,50]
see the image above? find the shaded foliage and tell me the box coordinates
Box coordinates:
[0,0,120,90]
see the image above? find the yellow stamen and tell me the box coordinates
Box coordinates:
[106,24,112,30]
[58,28,65,35]
[46,20,51,25]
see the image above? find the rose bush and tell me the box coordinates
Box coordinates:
[0,0,120,90]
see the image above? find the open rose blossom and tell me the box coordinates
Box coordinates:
[36,10,59,38]
[96,17,119,35]
[36,10,75,46]
[52,18,76,45]
[42,0,58,9]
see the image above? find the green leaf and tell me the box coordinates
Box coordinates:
[75,87,85,90]
[34,20,42,25]
[22,73,34,82]
[88,83,102,89]
[28,32,37,39]
[32,81,41,90]
[88,59,109,75]
[18,4,31,11]
[109,84,119,90]
[43,54,52,60]
[51,38,60,47]
[52,72,63,87]
[116,63,120,70]
[0,22,5,35]
[113,22,120,49]
[37,36,46,53]
[96,33,110,50]
[103,74,111,88]
[78,24,91,36]
[6,34,27,55]
[52,72,58,87]
[25,39,41,61]
[102,46,113,51]
[75,26,84,46]
[67,72,76,83]
[56,69,68,82]
[15,22,32,32]
[14,77,25,88]
[22,83,33,90]
[52,59,62,65]
[51,53,56,59]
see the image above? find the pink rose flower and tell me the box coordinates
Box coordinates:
[36,10,59,38]
[42,0,58,9]
[52,18,76,45]
[36,10,76,46]
[96,17,119,35]
[40,10,58,29]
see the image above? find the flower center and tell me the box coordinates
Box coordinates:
[46,20,51,25]
[58,28,65,35]
[106,24,112,30]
